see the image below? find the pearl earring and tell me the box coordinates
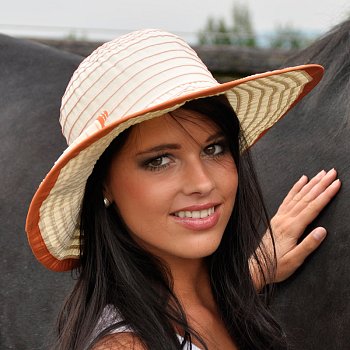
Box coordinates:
[104,198,111,208]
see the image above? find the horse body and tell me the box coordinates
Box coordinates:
[1,21,349,349]
[252,20,350,349]
[0,34,80,349]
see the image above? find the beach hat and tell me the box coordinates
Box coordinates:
[26,28,323,272]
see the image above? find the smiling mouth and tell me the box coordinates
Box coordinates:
[172,206,216,219]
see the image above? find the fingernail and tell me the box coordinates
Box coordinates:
[330,179,341,188]
[299,174,307,181]
[316,170,326,178]
[313,227,327,241]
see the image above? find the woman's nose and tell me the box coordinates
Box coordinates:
[182,159,215,196]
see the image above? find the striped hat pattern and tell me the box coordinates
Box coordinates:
[26,28,324,271]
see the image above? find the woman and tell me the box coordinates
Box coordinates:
[26,29,340,349]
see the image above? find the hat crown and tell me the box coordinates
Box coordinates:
[60,29,218,145]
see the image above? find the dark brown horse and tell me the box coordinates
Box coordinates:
[252,19,350,350]
[0,34,80,349]
[1,20,349,349]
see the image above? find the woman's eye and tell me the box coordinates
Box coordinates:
[204,143,224,156]
[145,155,171,170]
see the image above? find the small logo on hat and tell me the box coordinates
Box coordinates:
[97,110,109,128]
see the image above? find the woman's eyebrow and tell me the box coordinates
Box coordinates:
[206,131,225,143]
[135,132,224,156]
[136,144,181,156]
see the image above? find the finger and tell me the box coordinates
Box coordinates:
[293,169,327,200]
[298,178,341,223]
[302,168,338,202]
[280,174,309,208]
[289,169,339,215]
[276,227,327,281]
[281,170,326,210]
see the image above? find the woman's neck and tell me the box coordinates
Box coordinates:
[167,257,238,350]
[167,257,216,312]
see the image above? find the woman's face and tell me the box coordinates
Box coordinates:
[105,109,238,263]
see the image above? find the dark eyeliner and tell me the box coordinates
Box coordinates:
[141,153,171,171]
[204,138,228,156]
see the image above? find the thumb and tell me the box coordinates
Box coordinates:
[286,227,327,267]
[275,227,327,282]
[310,227,328,242]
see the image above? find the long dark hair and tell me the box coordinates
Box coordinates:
[55,96,287,350]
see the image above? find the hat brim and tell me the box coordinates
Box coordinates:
[26,64,323,271]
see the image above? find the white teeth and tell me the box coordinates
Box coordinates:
[192,211,201,219]
[200,210,208,218]
[174,207,215,218]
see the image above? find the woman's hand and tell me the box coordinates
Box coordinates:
[251,168,341,289]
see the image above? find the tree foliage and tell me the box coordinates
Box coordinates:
[269,24,311,50]
[198,1,310,49]
[198,2,256,47]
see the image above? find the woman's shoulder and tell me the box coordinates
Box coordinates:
[91,305,201,350]
[91,332,146,350]
[92,333,202,350]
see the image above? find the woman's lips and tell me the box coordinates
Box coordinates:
[171,204,220,231]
